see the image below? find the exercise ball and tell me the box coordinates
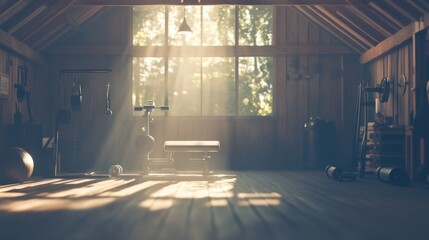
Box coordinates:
[0,147,34,183]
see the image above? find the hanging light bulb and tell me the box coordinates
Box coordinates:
[178,17,192,33]
[178,6,192,34]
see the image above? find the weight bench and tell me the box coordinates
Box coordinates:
[163,141,220,174]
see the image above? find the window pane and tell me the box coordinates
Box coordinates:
[169,6,201,46]
[133,6,165,46]
[132,57,165,114]
[202,6,235,46]
[168,58,201,116]
[202,58,235,116]
[238,6,273,46]
[239,57,273,116]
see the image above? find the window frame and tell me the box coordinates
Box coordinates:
[131,5,276,118]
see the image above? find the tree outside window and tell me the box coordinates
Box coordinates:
[132,6,273,116]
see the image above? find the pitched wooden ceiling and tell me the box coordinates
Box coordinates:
[0,0,428,61]
[0,0,104,53]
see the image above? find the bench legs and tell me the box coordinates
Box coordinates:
[146,152,211,175]
[189,153,210,175]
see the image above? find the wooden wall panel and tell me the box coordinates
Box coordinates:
[61,7,130,46]
[0,49,50,147]
[50,6,360,171]
[365,41,413,127]
[365,34,428,178]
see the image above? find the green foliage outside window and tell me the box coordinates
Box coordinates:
[202,57,235,116]
[168,6,201,46]
[132,6,273,116]
[202,6,235,46]
[168,57,202,116]
[132,57,165,111]
[239,57,273,116]
[133,6,165,46]
[239,6,273,46]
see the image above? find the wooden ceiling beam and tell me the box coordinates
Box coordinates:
[368,1,405,29]
[315,6,374,48]
[32,25,67,52]
[8,5,47,34]
[14,0,76,42]
[72,0,350,6]
[405,0,426,15]
[0,1,46,32]
[336,8,386,41]
[48,44,353,56]
[65,15,81,32]
[0,0,31,25]
[0,29,48,65]
[335,10,379,44]
[32,6,103,52]
[415,0,429,11]
[360,14,429,64]
[344,0,392,37]
[294,5,363,53]
[0,0,16,12]
[387,0,417,22]
[305,6,369,51]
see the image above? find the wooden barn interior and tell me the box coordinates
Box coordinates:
[0,0,429,239]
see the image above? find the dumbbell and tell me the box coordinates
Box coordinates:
[325,165,357,182]
[325,164,342,180]
[376,166,410,186]
[109,164,123,177]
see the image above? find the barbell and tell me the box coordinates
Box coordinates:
[364,77,390,103]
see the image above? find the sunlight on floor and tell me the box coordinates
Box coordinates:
[0,173,282,213]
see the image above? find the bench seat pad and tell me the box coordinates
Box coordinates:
[164,141,220,152]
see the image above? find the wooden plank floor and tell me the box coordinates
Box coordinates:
[0,171,428,240]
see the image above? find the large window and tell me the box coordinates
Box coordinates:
[132,6,273,116]
[239,57,273,116]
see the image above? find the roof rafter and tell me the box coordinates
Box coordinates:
[294,5,363,53]
[14,0,76,42]
[314,6,374,48]
[368,1,405,29]
[73,0,350,5]
[305,6,369,50]
[0,28,48,64]
[360,13,429,64]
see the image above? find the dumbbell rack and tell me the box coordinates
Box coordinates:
[353,79,391,178]
[365,125,405,172]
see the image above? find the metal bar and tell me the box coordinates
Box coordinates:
[59,68,112,74]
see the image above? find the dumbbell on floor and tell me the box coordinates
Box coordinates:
[109,164,123,177]
[325,165,357,182]
[376,166,409,186]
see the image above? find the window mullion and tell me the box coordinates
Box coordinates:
[235,6,239,117]
[200,6,203,116]
[165,6,169,114]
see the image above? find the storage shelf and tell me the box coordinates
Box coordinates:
[364,126,405,171]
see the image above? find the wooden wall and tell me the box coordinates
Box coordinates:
[49,7,361,172]
[364,34,429,178]
[365,42,414,127]
[276,7,360,169]
[0,49,51,146]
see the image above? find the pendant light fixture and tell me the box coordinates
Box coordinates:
[178,6,192,34]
